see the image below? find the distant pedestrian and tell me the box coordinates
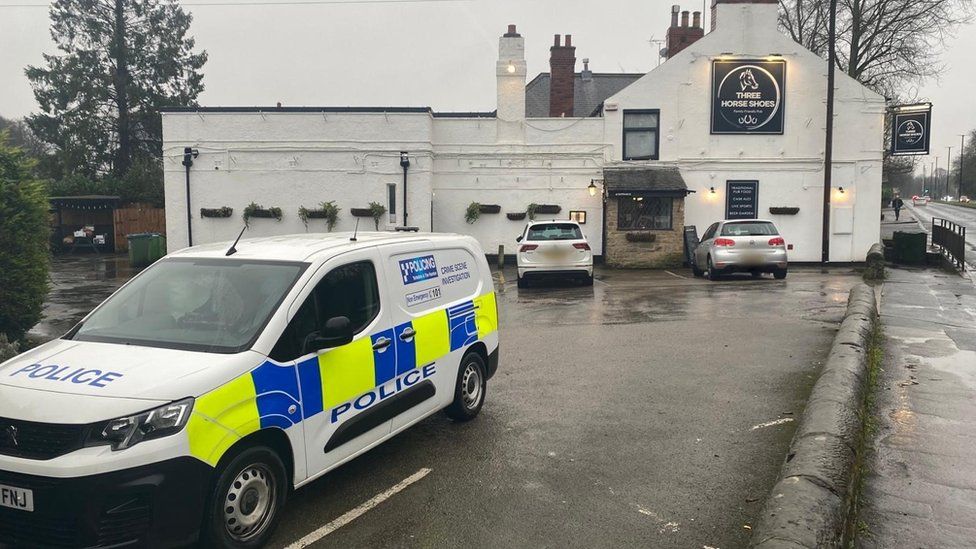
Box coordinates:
[892,195,904,220]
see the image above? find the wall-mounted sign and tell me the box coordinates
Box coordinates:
[726,181,758,220]
[711,59,786,135]
[569,210,587,224]
[890,104,931,156]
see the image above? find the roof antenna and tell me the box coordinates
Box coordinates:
[225,225,247,256]
[350,217,360,242]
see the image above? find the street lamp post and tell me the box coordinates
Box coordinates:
[821,0,838,264]
[947,146,952,198]
[961,134,967,200]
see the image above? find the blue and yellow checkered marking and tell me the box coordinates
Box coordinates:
[187,292,498,466]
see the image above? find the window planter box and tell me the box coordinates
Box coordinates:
[506,212,527,221]
[479,204,501,214]
[625,232,657,243]
[200,207,233,218]
[350,208,374,217]
[303,210,330,219]
[769,207,800,215]
[534,204,561,215]
[247,209,279,219]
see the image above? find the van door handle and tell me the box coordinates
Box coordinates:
[399,327,416,341]
[372,337,392,351]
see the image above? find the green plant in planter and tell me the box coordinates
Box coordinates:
[465,202,481,224]
[526,203,539,220]
[368,201,387,230]
[298,206,313,229]
[320,201,340,231]
[242,202,283,227]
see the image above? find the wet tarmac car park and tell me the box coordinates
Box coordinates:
[30,256,861,548]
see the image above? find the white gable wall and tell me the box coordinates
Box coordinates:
[604,1,885,261]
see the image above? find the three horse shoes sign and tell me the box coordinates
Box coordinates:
[711,59,786,135]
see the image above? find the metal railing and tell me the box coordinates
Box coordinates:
[932,218,966,268]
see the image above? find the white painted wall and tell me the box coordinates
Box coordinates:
[603,1,885,262]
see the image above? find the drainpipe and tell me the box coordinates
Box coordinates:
[182,147,199,246]
[400,152,410,227]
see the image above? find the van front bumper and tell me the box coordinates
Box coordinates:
[0,456,211,548]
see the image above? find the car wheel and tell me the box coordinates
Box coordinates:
[203,446,287,549]
[691,262,704,277]
[582,274,594,286]
[706,256,721,281]
[774,268,788,280]
[445,351,487,422]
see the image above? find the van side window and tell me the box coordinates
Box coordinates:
[270,261,380,362]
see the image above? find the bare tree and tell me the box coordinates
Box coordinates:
[779,0,973,95]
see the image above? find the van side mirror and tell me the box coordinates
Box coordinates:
[516,235,523,243]
[303,316,353,353]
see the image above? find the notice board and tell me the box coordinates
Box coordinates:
[726,181,758,220]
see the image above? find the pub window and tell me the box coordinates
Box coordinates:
[387,183,397,222]
[622,110,660,161]
[617,196,673,230]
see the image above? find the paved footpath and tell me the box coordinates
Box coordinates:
[858,214,976,547]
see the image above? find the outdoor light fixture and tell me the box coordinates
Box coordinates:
[709,186,716,194]
[588,180,598,196]
[506,62,516,74]
[838,186,845,194]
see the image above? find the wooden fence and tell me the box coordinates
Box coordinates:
[113,203,166,252]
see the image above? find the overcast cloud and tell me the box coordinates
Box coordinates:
[1,0,973,168]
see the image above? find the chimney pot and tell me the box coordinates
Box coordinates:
[507,24,516,34]
[681,10,689,26]
[565,34,572,46]
[671,4,679,26]
[692,11,701,27]
[554,34,560,46]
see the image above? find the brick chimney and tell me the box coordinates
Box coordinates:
[666,5,704,59]
[711,0,778,32]
[549,34,576,117]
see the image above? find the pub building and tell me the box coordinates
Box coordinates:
[162,0,884,266]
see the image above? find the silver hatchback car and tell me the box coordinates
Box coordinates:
[692,219,788,280]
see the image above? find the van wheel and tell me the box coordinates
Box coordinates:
[774,268,788,280]
[582,274,594,286]
[202,446,287,549]
[445,351,487,422]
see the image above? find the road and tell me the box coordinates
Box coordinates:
[28,258,860,548]
[267,267,859,549]
[907,202,976,265]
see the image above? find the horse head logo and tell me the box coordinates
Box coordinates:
[739,69,760,91]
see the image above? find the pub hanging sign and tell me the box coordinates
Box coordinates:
[890,104,932,156]
[711,59,786,135]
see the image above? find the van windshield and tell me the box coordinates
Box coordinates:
[70,258,307,353]
[721,222,778,236]
[527,223,583,241]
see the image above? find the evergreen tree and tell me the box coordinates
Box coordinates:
[26,0,207,177]
[0,133,50,343]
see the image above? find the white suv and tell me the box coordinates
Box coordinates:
[516,220,593,288]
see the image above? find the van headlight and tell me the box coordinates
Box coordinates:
[89,398,194,451]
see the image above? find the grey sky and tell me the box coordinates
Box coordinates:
[1,0,973,170]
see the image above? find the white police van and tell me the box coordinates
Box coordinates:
[0,232,499,548]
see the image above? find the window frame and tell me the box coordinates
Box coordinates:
[622,109,661,161]
[270,259,381,362]
[616,195,674,231]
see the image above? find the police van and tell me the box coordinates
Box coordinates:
[0,232,499,548]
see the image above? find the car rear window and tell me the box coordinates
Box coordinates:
[526,223,583,241]
[721,222,778,236]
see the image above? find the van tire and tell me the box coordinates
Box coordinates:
[517,275,527,289]
[202,445,288,549]
[445,351,487,422]
[774,268,788,280]
[582,274,594,286]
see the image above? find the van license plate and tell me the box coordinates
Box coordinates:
[0,484,33,512]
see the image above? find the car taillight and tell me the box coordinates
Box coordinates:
[769,237,786,246]
[520,244,538,252]
[714,238,736,247]
[572,243,591,250]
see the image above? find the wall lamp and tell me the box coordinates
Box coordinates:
[588,179,599,197]
[838,186,845,194]
[709,186,716,194]
[506,62,516,74]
